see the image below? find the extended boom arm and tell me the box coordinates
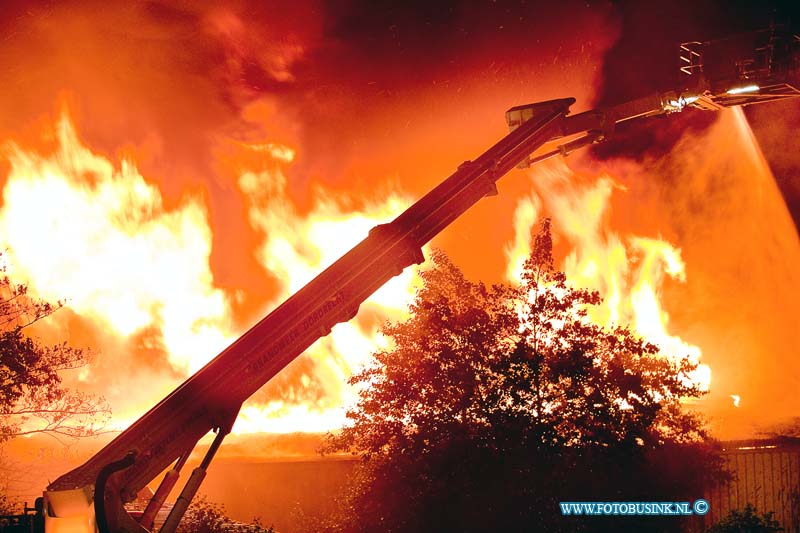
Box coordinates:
[44,100,574,532]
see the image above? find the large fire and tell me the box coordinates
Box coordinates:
[0,110,422,434]
[1,114,235,374]
[0,2,797,456]
[2,107,713,438]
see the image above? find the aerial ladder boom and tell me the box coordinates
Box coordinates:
[37,27,799,533]
[44,98,575,533]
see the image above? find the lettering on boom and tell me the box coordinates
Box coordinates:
[247,290,347,377]
[150,407,208,458]
[124,405,210,493]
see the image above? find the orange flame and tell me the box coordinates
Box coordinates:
[9,106,790,437]
[506,160,711,392]
[233,141,422,433]
[0,112,422,434]
[0,114,235,376]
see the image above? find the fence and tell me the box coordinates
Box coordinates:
[703,438,800,531]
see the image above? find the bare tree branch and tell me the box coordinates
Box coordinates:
[0,251,110,446]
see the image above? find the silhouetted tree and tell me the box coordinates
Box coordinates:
[706,503,782,532]
[0,490,18,515]
[0,255,110,443]
[178,495,274,533]
[323,220,725,532]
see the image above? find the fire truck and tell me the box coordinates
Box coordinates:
[11,28,799,532]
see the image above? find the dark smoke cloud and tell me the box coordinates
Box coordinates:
[596,0,799,107]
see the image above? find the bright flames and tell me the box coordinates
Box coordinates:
[0,114,235,374]
[506,159,711,392]
[232,141,422,432]
[0,111,423,434]
[0,109,713,436]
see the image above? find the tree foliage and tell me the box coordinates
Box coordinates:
[323,220,725,532]
[705,503,783,532]
[0,490,20,515]
[0,255,109,443]
[177,496,274,533]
